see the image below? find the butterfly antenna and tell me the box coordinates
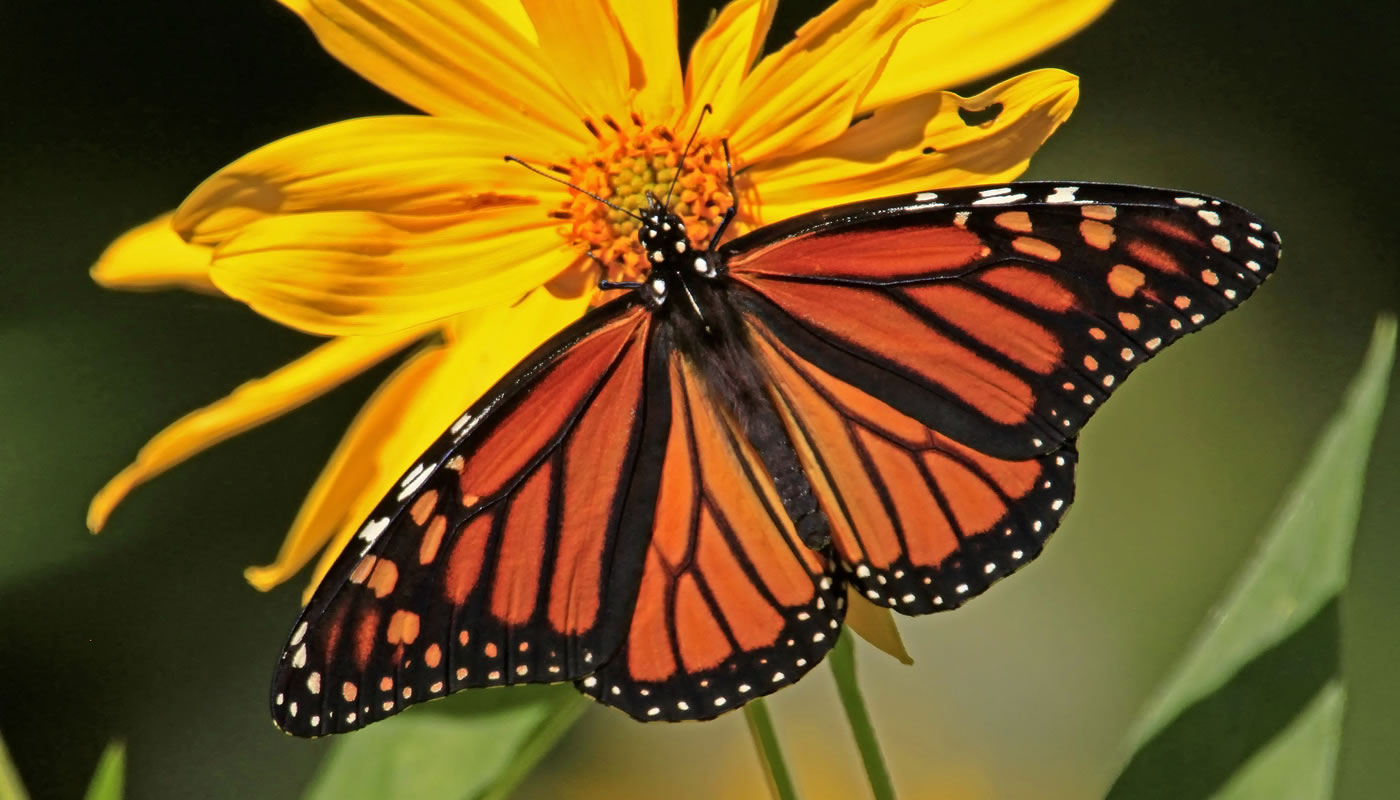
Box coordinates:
[662,103,713,211]
[503,156,644,222]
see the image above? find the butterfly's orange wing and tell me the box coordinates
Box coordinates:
[724,182,1279,609]
[271,301,663,735]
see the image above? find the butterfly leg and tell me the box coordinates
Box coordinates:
[705,140,740,253]
[584,248,645,291]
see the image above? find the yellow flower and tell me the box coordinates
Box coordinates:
[89,0,1107,613]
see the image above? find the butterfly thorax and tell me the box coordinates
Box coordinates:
[637,200,720,310]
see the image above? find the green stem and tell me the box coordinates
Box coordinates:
[744,699,799,800]
[829,634,897,800]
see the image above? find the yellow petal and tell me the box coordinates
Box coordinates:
[87,331,420,533]
[281,282,596,598]
[609,0,682,121]
[861,0,1113,111]
[276,0,586,148]
[680,0,777,135]
[727,0,924,165]
[209,206,574,337]
[844,588,915,665]
[245,336,451,592]
[173,113,562,243]
[748,69,1080,223]
[173,115,563,246]
[90,213,216,293]
[522,0,631,122]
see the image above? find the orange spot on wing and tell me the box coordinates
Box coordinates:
[1080,220,1116,250]
[491,463,552,625]
[696,509,784,651]
[1108,264,1146,297]
[342,681,358,702]
[419,515,447,565]
[1082,204,1116,221]
[626,548,678,682]
[1201,269,1219,285]
[1118,311,1141,331]
[410,490,438,526]
[424,643,442,668]
[1012,236,1061,261]
[367,558,399,599]
[380,676,393,691]
[975,266,1077,311]
[994,211,1033,233]
[443,514,493,606]
[386,610,420,645]
[484,641,498,658]
[674,574,731,671]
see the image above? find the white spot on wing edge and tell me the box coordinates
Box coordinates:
[979,187,1013,197]
[1174,196,1207,207]
[396,462,438,501]
[972,193,1029,206]
[1046,186,1080,203]
[290,621,309,647]
[357,516,391,555]
[914,191,940,203]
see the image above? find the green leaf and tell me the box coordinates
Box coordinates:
[0,730,32,800]
[304,685,587,800]
[1214,682,1345,800]
[1109,316,1395,799]
[82,741,125,800]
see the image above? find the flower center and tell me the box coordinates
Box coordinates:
[558,118,735,286]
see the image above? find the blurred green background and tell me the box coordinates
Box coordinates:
[2,1,1396,798]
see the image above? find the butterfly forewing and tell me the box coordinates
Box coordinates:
[271,301,659,736]
[726,182,1280,461]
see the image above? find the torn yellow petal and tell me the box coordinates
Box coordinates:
[608,0,682,121]
[522,0,631,122]
[87,330,420,533]
[175,116,566,246]
[90,213,216,293]
[276,0,586,149]
[680,0,777,135]
[748,69,1080,223]
[209,205,572,337]
[728,0,925,165]
[861,0,1113,110]
[845,588,914,665]
[289,282,596,598]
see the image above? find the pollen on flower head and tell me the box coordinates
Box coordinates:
[561,117,736,290]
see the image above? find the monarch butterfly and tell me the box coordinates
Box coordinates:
[269,141,1279,735]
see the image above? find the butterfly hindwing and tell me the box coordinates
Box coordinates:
[579,353,846,721]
